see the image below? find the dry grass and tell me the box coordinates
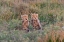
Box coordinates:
[0,0,64,42]
[36,29,64,42]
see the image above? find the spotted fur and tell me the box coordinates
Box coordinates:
[21,15,29,31]
[31,14,41,30]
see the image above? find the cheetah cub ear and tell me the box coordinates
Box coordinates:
[21,14,28,20]
[31,13,38,20]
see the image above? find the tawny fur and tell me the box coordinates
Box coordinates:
[21,15,29,31]
[31,14,41,30]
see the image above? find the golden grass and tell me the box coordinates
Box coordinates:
[37,29,64,42]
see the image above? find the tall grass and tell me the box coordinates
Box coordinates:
[0,24,64,42]
[0,0,64,22]
[0,0,64,42]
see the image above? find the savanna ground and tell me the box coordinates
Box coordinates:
[0,0,64,42]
